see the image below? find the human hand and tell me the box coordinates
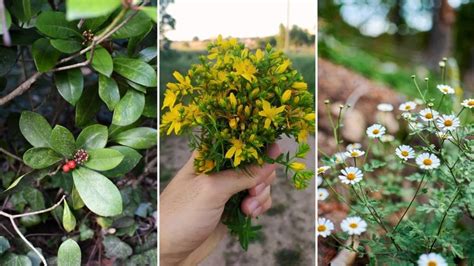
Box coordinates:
[159,144,281,265]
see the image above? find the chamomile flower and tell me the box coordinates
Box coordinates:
[377,103,393,112]
[334,152,347,164]
[436,114,460,131]
[437,84,454,95]
[409,122,425,131]
[436,131,453,140]
[399,101,417,112]
[317,217,334,238]
[341,216,367,235]
[345,149,365,158]
[401,112,414,121]
[318,188,329,201]
[417,253,448,266]
[339,167,363,185]
[318,166,330,175]
[419,108,439,122]
[416,153,440,170]
[380,134,394,142]
[395,145,415,161]
[461,98,474,108]
[317,175,323,186]
[366,124,386,139]
[346,143,362,151]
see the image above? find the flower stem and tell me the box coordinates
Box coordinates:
[393,173,426,231]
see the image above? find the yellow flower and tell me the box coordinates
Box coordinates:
[275,59,290,74]
[289,162,306,171]
[229,118,237,129]
[258,100,286,129]
[255,49,264,62]
[281,90,292,103]
[292,82,307,90]
[162,90,177,110]
[298,129,308,143]
[225,138,244,166]
[229,93,237,108]
[161,104,185,135]
[304,113,315,121]
[234,59,257,82]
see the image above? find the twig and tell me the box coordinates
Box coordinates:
[0,147,23,162]
[0,195,66,266]
[0,0,11,46]
[393,173,426,231]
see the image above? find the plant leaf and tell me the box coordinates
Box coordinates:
[112,127,157,149]
[55,68,84,105]
[111,11,152,39]
[50,125,76,157]
[20,111,52,148]
[112,89,145,126]
[103,236,132,259]
[72,167,122,216]
[83,148,124,171]
[0,47,17,76]
[76,124,108,150]
[75,87,101,128]
[0,236,10,255]
[50,39,82,54]
[58,239,81,266]
[87,47,113,77]
[101,146,142,177]
[36,11,80,39]
[98,75,120,111]
[62,201,76,232]
[65,0,121,20]
[113,57,156,87]
[139,7,157,23]
[32,38,61,72]
[23,147,62,169]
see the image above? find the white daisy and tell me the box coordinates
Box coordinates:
[436,131,453,140]
[437,84,454,95]
[399,101,417,112]
[318,188,329,201]
[341,216,367,235]
[346,143,362,151]
[419,108,439,122]
[436,114,460,131]
[417,253,448,266]
[317,217,334,238]
[344,149,365,158]
[366,124,386,139]
[380,134,394,142]
[339,167,363,185]
[317,166,330,175]
[317,175,323,186]
[416,153,440,170]
[395,145,415,161]
[461,98,474,109]
[401,112,414,121]
[409,122,425,131]
[377,103,393,112]
[334,152,347,164]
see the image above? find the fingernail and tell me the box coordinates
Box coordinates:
[248,199,260,214]
[252,206,263,218]
[254,183,266,194]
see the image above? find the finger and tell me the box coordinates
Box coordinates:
[248,171,276,196]
[175,151,199,179]
[241,185,271,217]
[258,197,272,216]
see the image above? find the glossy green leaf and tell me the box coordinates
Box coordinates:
[140,7,157,23]
[102,146,142,177]
[75,87,101,128]
[23,147,62,169]
[113,58,156,87]
[72,167,123,216]
[111,11,152,39]
[71,187,85,209]
[125,79,147,93]
[112,89,145,126]
[23,187,45,211]
[66,0,121,20]
[50,125,76,157]
[20,111,52,148]
[36,11,80,39]
[87,47,113,77]
[0,236,10,255]
[58,239,81,266]
[83,15,111,31]
[32,38,61,72]
[76,124,108,150]
[0,9,11,35]
[83,148,124,171]
[62,201,76,232]
[99,75,120,111]
[138,46,157,63]
[142,93,157,118]
[103,236,132,259]
[55,68,84,105]
[50,39,82,54]
[112,127,157,149]
[0,47,17,76]
[0,254,32,265]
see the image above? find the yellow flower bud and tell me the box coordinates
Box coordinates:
[229,118,237,129]
[304,113,315,121]
[281,90,292,103]
[292,82,307,90]
[289,162,306,171]
[229,92,237,108]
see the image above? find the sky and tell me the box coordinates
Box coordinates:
[166,0,316,41]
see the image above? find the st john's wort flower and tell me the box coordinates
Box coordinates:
[395,145,415,161]
[339,167,363,185]
[437,84,454,95]
[341,216,367,235]
[366,124,386,139]
[419,108,439,122]
[416,153,440,170]
[417,253,448,266]
[436,114,460,132]
[317,217,334,238]
[318,188,329,201]
[377,103,393,112]
[399,101,417,112]
[461,98,474,108]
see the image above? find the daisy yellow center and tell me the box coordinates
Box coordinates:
[346,173,356,180]
[442,88,448,93]
[317,225,327,232]
[351,151,358,157]
[405,105,411,110]
[468,100,474,106]
[425,113,433,119]
[401,151,409,157]
[349,223,358,229]
[423,158,432,165]
[444,120,453,127]
[428,261,437,266]
[372,129,380,134]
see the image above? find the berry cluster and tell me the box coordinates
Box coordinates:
[82,29,94,45]
[62,160,76,173]
[62,149,89,173]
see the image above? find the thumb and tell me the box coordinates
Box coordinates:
[208,143,281,197]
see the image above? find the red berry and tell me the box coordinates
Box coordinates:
[67,160,76,169]
[62,164,71,173]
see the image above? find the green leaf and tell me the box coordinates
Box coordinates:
[23,187,45,211]
[125,79,147,93]
[72,167,123,216]
[76,124,108,150]
[83,15,111,31]
[50,39,82,54]
[103,236,132,259]
[0,47,17,76]
[111,11,152,39]
[87,47,113,77]
[36,11,80,39]
[113,58,156,87]
[55,68,84,105]
[10,0,32,22]
[71,187,84,209]
[20,111,52,147]
[99,75,120,111]
[138,46,157,63]
[0,9,11,35]
[83,148,124,171]
[50,125,76,157]
[102,146,142,177]
[112,89,145,126]
[0,236,10,255]
[75,88,101,128]
[139,7,157,23]
[142,93,157,118]
[23,147,62,169]
[112,127,157,149]
[0,254,32,265]
[66,0,121,20]
[58,239,81,266]
[32,38,61,72]
[62,201,76,232]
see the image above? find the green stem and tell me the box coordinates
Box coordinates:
[429,188,460,252]
[393,173,426,231]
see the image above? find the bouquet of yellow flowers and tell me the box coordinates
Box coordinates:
[161,36,315,249]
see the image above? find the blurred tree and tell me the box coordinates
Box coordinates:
[289,25,313,46]
[160,0,175,50]
[278,23,286,49]
[455,2,474,91]
[426,0,456,68]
